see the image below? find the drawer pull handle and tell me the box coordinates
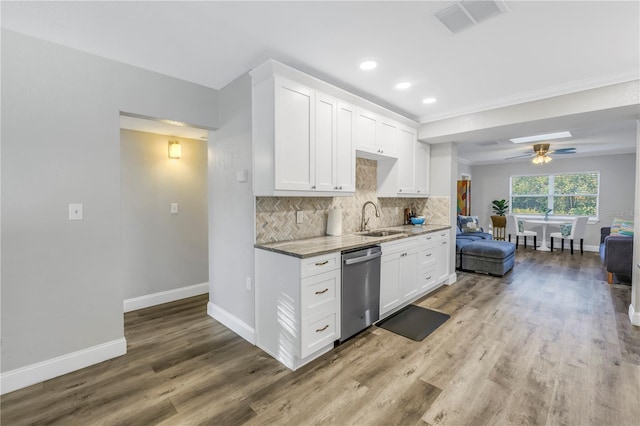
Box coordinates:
[315,260,329,266]
[316,324,329,333]
[315,288,329,295]
[426,276,432,280]
[425,253,432,257]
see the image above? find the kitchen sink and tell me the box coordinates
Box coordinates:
[362,230,405,238]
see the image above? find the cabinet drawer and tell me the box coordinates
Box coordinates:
[300,311,338,358]
[419,265,438,291]
[437,230,450,240]
[419,247,437,268]
[301,270,338,318]
[381,237,418,255]
[301,252,340,278]
[418,233,437,249]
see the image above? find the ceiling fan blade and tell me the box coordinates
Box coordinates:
[551,148,576,154]
[505,153,535,160]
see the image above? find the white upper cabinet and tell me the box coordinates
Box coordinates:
[250,60,418,197]
[414,141,430,195]
[355,108,398,158]
[335,101,356,192]
[252,72,354,196]
[274,78,315,191]
[314,92,337,192]
[377,126,430,198]
[397,127,417,194]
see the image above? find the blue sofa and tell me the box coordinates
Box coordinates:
[600,226,632,284]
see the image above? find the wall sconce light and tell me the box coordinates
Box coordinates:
[168,140,181,159]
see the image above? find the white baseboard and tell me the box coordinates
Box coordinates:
[445,272,457,285]
[123,282,209,313]
[0,337,126,395]
[207,301,256,344]
[630,304,640,326]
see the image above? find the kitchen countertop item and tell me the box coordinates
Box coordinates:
[255,224,451,258]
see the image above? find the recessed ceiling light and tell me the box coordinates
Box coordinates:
[422,97,437,104]
[510,131,572,144]
[395,82,411,90]
[359,61,377,71]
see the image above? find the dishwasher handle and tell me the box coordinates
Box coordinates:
[343,251,382,265]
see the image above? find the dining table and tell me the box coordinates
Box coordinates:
[524,219,570,251]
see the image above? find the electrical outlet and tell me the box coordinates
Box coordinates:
[246,277,252,290]
[296,210,303,224]
[171,203,178,214]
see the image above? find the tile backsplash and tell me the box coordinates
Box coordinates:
[256,158,450,244]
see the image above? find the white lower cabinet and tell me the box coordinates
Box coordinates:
[255,250,341,370]
[436,230,451,283]
[380,230,451,318]
[380,237,418,316]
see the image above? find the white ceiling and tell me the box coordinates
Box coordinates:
[2,1,639,164]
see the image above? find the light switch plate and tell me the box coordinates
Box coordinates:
[69,203,83,220]
[171,203,178,214]
[296,210,303,224]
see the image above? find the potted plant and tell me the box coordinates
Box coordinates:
[490,199,509,239]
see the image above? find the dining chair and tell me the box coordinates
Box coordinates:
[550,216,589,254]
[506,214,537,250]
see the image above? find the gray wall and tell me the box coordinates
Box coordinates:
[208,73,256,334]
[1,30,219,372]
[470,153,636,249]
[458,162,472,180]
[120,130,208,300]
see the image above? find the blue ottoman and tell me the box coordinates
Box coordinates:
[461,240,516,276]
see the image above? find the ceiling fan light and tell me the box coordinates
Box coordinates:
[544,155,552,163]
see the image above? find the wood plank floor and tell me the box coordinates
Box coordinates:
[2,249,639,425]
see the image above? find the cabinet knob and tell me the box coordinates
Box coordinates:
[417,190,421,193]
[338,186,342,190]
[398,189,402,192]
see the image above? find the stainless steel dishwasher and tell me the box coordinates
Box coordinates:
[340,245,382,342]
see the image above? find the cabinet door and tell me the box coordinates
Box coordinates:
[315,92,337,192]
[397,127,416,194]
[274,78,315,191]
[335,101,356,192]
[415,142,430,195]
[399,250,418,300]
[380,252,402,315]
[437,231,450,283]
[376,118,398,157]
[356,109,377,152]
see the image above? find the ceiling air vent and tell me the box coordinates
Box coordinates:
[435,0,509,34]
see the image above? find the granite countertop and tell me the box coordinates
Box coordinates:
[255,224,451,258]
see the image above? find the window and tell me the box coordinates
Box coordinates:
[510,171,599,218]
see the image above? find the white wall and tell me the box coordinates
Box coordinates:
[429,143,457,282]
[1,30,219,386]
[631,121,640,326]
[120,130,208,300]
[458,162,472,180]
[470,153,636,249]
[207,73,256,342]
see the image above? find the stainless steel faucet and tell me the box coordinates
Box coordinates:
[361,201,381,231]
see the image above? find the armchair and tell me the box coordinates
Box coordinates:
[599,226,633,284]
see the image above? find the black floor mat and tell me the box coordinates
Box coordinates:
[376,305,450,341]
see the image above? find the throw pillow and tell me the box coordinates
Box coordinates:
[610,218,625,235]
[560,224,572,237]
[619,222,634,237]
[610,218,634,236]
[517,220,524,233]
[458,215,479,233]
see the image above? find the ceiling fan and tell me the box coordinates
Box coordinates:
[506,143,576,164]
